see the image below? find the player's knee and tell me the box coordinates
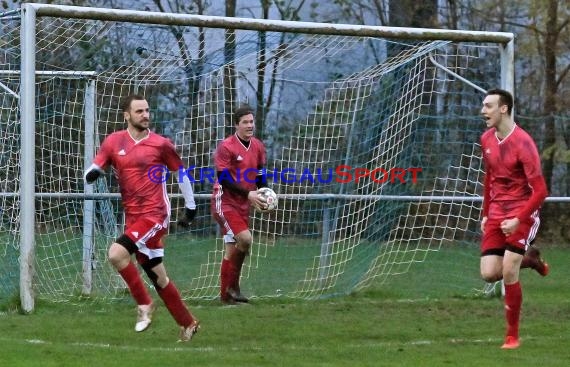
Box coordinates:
[235,232,252,252]
[115,234,137,253]
[480,270,501,282]
[141,257,166,289]
[108,236,136,269]
[481,274,501,283]
[480,265,501,282]
[236,240,251,254]
[501,267,519,284]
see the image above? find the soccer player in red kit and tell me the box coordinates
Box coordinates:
[211,105,269,304]
[84,94,200,342]
[479,89,549,349]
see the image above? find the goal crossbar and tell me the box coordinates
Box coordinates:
[26,3,514,44]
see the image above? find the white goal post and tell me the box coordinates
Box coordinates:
[11,3,516,312]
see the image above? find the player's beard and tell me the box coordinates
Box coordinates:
[131,119,150,131]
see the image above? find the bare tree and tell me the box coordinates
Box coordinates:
[389,0,438,28]
[224,0,237,137]
[539,0,569,194]
[466,0,569,194]
[152,0,208,110]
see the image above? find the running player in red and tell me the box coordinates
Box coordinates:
[84,94,200,342]
[211,105,269,304]
[479,89,549,350]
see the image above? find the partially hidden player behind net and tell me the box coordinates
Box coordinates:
[211,105,269,304]
[84,94,200,342]
[479,88,550,350]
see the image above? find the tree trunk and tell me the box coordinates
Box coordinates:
[541,0,559,193]
[388,0,437,55]
[388,0,438,28]
[255,0,271,138]
[224,0,238,137]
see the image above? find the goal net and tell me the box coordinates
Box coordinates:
[0,5,511,306]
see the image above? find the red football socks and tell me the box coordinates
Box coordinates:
[158,281,194,327]
[504,281,522,339]
[220,258,232,298]
[229,249,246,290]
[118,262,152,305]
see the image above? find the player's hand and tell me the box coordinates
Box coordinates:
[177,207,196,228]
[480,216,487,233]
[500,217,520,236]
[248,190,268,210]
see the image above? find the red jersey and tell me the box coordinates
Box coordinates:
[480,124,543,219]
[212,134,266,213]
[93,130,183,225]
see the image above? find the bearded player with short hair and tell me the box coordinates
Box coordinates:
[84,94,199,342]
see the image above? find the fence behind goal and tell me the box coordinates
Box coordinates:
[0,4,514,311]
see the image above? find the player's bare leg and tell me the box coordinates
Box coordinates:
[480,254,503,283]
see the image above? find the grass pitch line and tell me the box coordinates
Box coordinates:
[0,335,553,353]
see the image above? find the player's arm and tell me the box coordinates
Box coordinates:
[85,136,112,184]
[482,171,490,216]
[214,143,265,206]
[257,141,268,189]
[177,173,197,227]
[217,171,250,198]
[514,138,548,221]
[84,163,105,184]
[480,172,491,233]
[256,166,268,189]
[163,140,198,226]
[480,171,491,233]
[481,147,491,232]
[214,143,253,198]
[515,175,548,220]
[217,170,266,208]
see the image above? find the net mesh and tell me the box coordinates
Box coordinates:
[0,9,502,302]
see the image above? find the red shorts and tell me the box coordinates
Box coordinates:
[481,214,540,256]
[124,217,167,259]
[212,209,250,244]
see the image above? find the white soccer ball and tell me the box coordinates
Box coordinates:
[256,187,278,213]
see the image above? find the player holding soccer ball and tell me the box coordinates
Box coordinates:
[479,89,549,349]
[84,94,200,342]
[211,105,270,304]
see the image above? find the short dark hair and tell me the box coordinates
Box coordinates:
[486,88,513,115]
[121,94,146,112]
[234,104,254,124]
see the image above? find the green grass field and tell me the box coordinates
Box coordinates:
[1,247,569,367]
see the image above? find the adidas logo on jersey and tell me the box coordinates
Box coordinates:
[131,231,139,238]
[237,155,243,161]
[118,149,126,156]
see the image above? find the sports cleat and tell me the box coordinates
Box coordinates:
[538,262,550,276]
[526,247,550,276]
[227,287,249,303]
[501,335,520,349]
[135,303,155,332]
[178,319,200,342]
